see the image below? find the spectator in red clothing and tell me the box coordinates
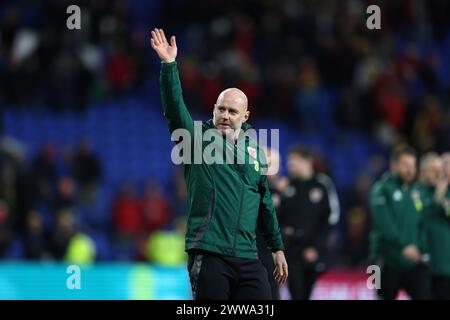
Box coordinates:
[233,14,255,61]
[55,176,77,213]
[140,182,171,232]
[112,182,141,238]
[375,72,407,132]
[106,45,134,94]
[179,58,202,112]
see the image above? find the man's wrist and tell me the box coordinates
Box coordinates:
[161,61,177,73]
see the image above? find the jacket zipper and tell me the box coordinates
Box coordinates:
[232,182,245,255]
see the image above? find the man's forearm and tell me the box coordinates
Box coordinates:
[160,61,194,134]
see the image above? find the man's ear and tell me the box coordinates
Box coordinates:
[243,110,250,122]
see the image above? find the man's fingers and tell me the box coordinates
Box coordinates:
[273,263,288,285]
[156,29,164,43]
[278,263,284,276]
[170,35,177,48]
[275,272,281,284]
[153,28,159,42]
[151,31,159,46]
[159,28,167,44]
[283,263,288,278]
[153,28,161,44]
[150,38,156,49]
[273,268,280,282]
[274,266,287,285]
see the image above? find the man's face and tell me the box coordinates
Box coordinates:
[422,158,443,186]
[213,89,249,136]
[394,154,417,184]
[287,154,313,178]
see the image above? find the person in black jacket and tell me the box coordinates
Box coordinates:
[279,146,340,299]
[256,147,289,299]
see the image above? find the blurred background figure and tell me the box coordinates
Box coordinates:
[112,182,141,259]
[420,153,450,299]
[256,147,288,300]
[278,146,340,299]
[140,181,171,233]
[369,146,430,300]
[71,138,102,206]
[143,217,187,266]
[0,200,13,259]
[22,210,51,260]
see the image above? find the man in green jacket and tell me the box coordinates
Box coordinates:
[369,146,430,300]
[420,152,450,299]
[150,28,288,300]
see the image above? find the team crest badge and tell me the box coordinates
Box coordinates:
[411,189,423,212]
[309,188,323,203]
[393,190,403,201]
[247,147,257,159]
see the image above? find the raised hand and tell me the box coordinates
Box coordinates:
[150,28,177,63]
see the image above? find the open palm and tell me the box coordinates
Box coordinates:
[150,28,177,63]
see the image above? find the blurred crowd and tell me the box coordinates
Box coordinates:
[0,0,450,268]
[0,0,151,112]
[0,136,187,264]
[167,0,450,153]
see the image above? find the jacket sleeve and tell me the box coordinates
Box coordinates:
[369,183,409,249]
[160,62,194,135]
[421,193,450,253]
[257,174,285,252]
[310,174,340,251]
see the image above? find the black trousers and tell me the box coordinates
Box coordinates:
[287,263,321,299]
[431,275,450,300]
[187,250,272,300]
[377,263,431,300]
[285,247,322,300]
[259,250,279,300]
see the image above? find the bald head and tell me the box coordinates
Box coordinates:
[213,87,250,137]
[216,88,248,110]
[443,152,450,163]
[420,152,443,186]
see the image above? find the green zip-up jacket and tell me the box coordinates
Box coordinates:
[369,172,425,268]
[419,182,450,277]
[160,61,284,259]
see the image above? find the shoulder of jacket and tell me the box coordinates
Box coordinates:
[316,173,335,188]
[372,172,392,193]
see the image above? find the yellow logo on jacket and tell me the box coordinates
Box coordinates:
[411,190,423,212]
[253,160,259,172]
